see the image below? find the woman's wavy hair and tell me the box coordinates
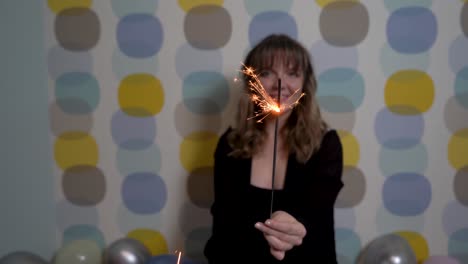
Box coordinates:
[228,34,328,163]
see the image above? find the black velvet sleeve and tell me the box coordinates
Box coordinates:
[285,129,344,263]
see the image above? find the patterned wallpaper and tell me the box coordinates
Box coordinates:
[42,0,468,263]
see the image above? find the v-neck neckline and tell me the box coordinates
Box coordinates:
[247,154,291,191]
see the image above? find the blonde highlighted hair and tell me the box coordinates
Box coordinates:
[228,34,328,163]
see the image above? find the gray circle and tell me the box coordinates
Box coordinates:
[55,8,100,51]
[320,2,369,47]
[184,5,232,49]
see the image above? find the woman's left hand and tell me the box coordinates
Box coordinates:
[255,210,307,260]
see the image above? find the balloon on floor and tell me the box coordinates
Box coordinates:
[104,237,151,264]
[0,251,48,264]
[358,233,417,264]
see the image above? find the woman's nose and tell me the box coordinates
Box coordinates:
[272,78,280,90]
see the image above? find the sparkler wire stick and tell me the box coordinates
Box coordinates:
[176,251,181,264]
[270,78,281,218]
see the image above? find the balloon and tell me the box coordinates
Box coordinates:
[0,251,48,264]
[358,234,417,264]
[104,238,151,264]
[53,240,102,264]
[423,256,460,264]
[145,254,198,264]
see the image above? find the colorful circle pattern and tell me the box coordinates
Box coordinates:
[177,1,233,259]
[314,1,369,261]
[110,0,168,252]
[375,2,437,262]
[48,0,106,248]
[445,2,468,263]
[43,1,468,263]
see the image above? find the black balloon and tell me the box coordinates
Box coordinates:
[104,238,151,264]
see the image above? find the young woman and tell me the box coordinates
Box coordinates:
[204,34,344,263]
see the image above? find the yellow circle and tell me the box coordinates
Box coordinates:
[54,132,98,170]
[178,0,224,12]
[127,229,168,256]
[337,130,359,166]
[180,131,218,172]
[395,231,429,263]
[315,0,359,8]
[47,0,92,13]
[118,74,165,117]
[448,128,468,169]
[385,70,434,115]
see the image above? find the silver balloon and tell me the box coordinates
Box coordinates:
[0,251,48,264]
[104,238,151,264]
[358,234,417,264]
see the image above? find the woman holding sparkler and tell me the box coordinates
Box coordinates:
[204,34,343,263]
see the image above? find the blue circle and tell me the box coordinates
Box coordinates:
[55,72,100,114]
[448,228,468,264]
[383,173,431,216]
[387,7,437,54]
[455,66,468,109]
[182,71,229,115]
[175,43,223,79]
[62,225,105,248]
[379,143,428,177]
[117,14,163,58]
[317,68,365,113]
[249,11,297,47]
[374,108,424,149]
[335,228,361,262]
[111,110,156,150]
[122,172,167,214]
[449,36,468,75]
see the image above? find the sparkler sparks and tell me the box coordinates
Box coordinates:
[239,64,305,122]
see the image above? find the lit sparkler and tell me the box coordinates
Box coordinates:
[239,64,305,122]
[238,64,305,218]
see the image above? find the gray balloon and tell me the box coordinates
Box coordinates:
[358,234,417,264]
[0,251,48,264]
[104,238,151,264]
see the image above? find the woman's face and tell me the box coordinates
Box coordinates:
[258,60,304,107]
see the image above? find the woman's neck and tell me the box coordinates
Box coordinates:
[264,114,290,150]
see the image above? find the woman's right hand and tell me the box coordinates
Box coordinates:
[255,210,307,260]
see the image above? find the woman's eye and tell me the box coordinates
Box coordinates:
[259,71,271,77]
[288,71,300,77]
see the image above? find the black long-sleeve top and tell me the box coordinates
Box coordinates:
[204,128,344,263]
